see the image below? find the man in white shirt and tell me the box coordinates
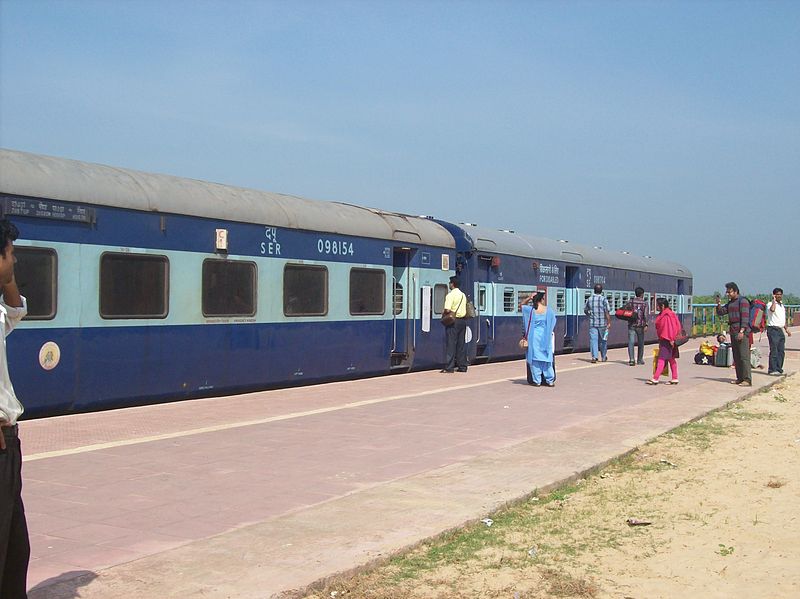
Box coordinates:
[0,219,29,598]
[766,287,792,375]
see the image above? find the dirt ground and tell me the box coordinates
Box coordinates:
[305,373,800,599]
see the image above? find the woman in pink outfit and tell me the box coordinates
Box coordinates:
[647,297,681,385]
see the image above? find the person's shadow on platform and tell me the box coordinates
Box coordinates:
[28,570,97,599]
[692,376,745,383]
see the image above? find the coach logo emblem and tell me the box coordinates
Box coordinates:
[39,341,61,371]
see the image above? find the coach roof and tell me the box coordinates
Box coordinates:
[454,224,692,278]
[0,149,454,248]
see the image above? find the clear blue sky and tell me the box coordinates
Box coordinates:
[1,0,798,295]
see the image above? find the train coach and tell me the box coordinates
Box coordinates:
[0,149,461,417]
[434,223,693,364]
[0,149,692,418]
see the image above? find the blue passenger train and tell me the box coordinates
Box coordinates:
[0,149,692,418]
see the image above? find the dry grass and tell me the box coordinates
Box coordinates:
[297,373,800,599]
[540,569,600,597]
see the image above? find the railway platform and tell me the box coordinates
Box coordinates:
[23,330,798,599]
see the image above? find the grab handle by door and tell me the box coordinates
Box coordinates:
[391,276,397,352]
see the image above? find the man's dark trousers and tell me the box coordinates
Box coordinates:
[731,334,751,383]
[1,427,29,599]
[444,318,468,371]
[767,326,786,373]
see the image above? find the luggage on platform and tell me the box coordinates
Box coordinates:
[715,343,732,367]
[695,351,714,365]
[652,347,670,377]
[750,346,762,368]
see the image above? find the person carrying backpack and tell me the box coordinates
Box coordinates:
[627,287,650,366]
[716,281,751,386]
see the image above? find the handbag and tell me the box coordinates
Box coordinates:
[465,301,476,318]
[675,328,689,347]
[615,307,635,322]
[441,295,463,327]
[519,307,535,350]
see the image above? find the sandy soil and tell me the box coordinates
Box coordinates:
[308,373,800,599]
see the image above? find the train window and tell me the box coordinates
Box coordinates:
[394,282,404,315]
[433,284,447,315]
[503,288,515,312]
[350,268,385,315]
[15,247,57,320]
[202,259,256,317]
[100,253,168,319]
[478,287,486,312]
[517,290,535,312]
[613,291,622,310]
[555,289,566,314]
[284,264,327,316]
[606,292,614,310]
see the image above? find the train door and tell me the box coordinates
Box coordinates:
[392,248,416,370]
[676,279,685,313]
[563,266,580,352]
[676,278,687,327]
[474,282,494,362]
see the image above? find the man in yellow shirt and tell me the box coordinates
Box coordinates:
[441,276,468,373]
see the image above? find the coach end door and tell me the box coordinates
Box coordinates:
[392,248,416,370]
[563,266,580,352]
[473,282,494,361]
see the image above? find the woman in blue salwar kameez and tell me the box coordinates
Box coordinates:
[521,291,557,387]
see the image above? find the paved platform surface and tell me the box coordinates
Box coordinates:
[22,330,798,598]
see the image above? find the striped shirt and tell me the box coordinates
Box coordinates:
[717,297,750,334]
[584,294,610,328]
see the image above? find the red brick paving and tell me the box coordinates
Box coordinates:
[22,332,796,598]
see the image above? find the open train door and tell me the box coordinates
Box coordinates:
[563,266,580,353]
[473,281,494,362]
[676,278,688,330]
[391,247,416,371]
